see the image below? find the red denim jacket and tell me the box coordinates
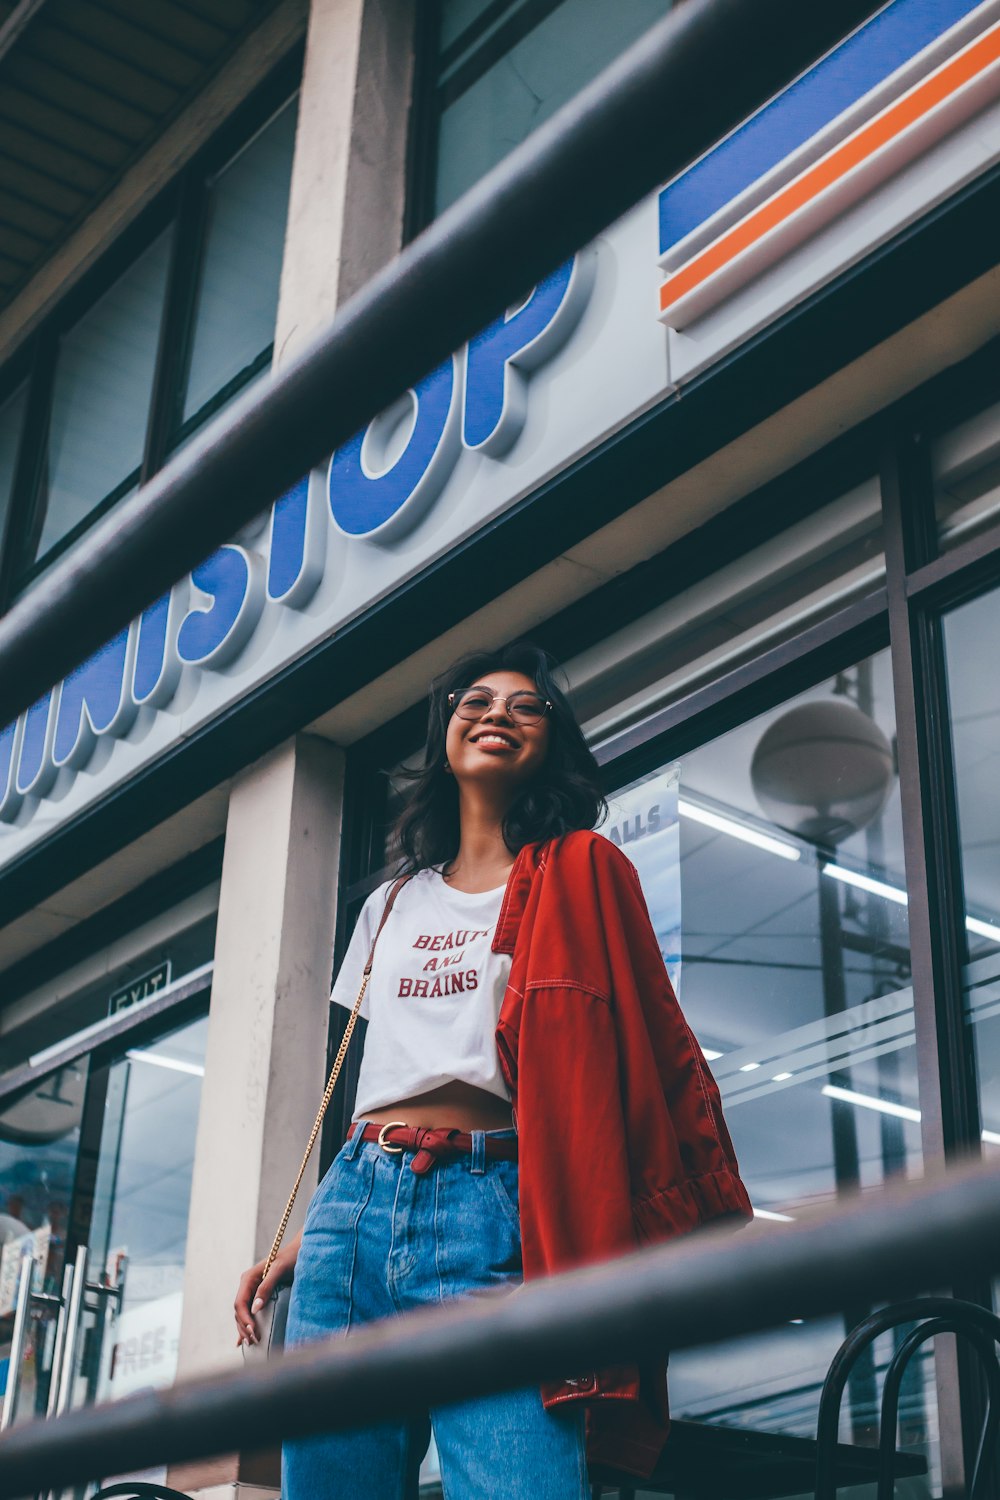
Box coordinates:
[493,830,752,1478]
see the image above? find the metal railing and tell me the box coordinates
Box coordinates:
[0,0,882,728]
[1,1156,999,1496]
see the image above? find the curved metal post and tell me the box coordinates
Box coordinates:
[815,1296,1000,1500]
[876,1318,1000,1500]
[89,1485,195,1499]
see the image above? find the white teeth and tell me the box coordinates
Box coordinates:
[475,734,515,747]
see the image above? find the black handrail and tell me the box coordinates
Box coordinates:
[0,0,883,729]
[1,1156,999,1498]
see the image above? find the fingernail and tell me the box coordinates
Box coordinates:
[251,1298,263,1313]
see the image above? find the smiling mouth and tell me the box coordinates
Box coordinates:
[470,732,519,749]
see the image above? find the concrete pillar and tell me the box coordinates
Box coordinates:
[171,2,415,1492]
[273,0,416,365]
[171,736,344,1493]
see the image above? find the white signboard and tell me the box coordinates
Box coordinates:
[603,765,682,996]
[0,203,669,874]
[0,1224,49,1318]
[101,1289,183,1401]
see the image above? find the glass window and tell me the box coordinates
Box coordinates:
[0,383,26,547]
[31,230,172,568]
[0,899,214,1434]
[0,1064,84,1293]
[942,588,1000,1164]
[933,396,1000,550]
[179,97,298,433]
[88,1013,209,1403]
[0,89,299,591]
[434,0,672,214]
[609,650,935,1484]
[0,1014,209,1438]
[440,0,497,51]
[0,1061,86,1423]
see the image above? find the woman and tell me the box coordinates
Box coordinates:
[234,642,751,1498]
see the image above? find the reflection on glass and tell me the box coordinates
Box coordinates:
[435,0,671,213]
[440,0,497,51]
[943,589,1000,1182]
[610,652,934,1489]
[180,98,297,429]
[934,397,1000,549]
[0,1064,85,1422]
[86,1014,208,1405]
[33,231,171,567]
[569,478,885,738]
[0,383,26,547]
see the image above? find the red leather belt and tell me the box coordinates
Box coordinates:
[347,1121,518,1176]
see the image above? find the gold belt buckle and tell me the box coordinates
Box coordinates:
[377,1120,408,1155]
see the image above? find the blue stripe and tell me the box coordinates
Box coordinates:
[658,0,987,255]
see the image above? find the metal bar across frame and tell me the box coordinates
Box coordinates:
[0,1153,999,1497]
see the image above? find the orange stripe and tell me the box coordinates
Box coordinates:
[659,24,1000,313]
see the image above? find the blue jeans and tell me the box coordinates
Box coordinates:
[283,1126,589,1500]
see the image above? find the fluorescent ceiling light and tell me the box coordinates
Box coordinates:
[773,1072,793,1082]
[825,865,1000,944]
[753,1207,795,1222]
[678,799,801,861]
[822,1083,920,1122]
[701,1048,723,1061]
[739,1062,761,1072]
[825,1084,1000,1150]
[966,915,1000,943]
[126,1049,205,1078]
[822,864,908,906]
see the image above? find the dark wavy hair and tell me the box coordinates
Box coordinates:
[392,642,606,871]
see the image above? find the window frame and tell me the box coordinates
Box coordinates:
[407,0,677,233]
[0,49,302,612]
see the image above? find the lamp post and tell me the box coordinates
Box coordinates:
[752,677,902,1443]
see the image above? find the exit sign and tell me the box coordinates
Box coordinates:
[109,962,172,1015]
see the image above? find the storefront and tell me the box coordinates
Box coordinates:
[0,0,998,1495]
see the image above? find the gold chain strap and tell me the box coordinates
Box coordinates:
[260,875,410,1282]
[261,970,370,1280]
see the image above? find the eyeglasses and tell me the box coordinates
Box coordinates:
[448,688,552,726]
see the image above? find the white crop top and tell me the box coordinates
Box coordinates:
[330,869,513,1119]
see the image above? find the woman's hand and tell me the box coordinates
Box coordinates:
[234,1232,301,1346]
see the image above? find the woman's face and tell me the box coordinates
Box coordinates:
[444,669,551,793]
